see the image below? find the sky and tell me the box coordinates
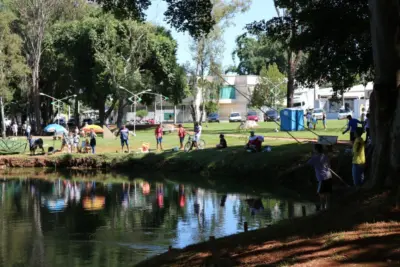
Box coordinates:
[145,0,276,69]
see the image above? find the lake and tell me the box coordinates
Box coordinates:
[0,174,316,266]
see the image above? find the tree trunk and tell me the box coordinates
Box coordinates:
[32,64,41,133]
[367,0,400,190]
[116,97,125,128]
[286,51,295,107]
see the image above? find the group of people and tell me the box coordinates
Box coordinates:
[306,112,327,130]
[308,113,370,210]
[60,127,97,154]
[10,122,32,137]
[152,123,204,151]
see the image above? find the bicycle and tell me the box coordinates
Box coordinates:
[184,135,206,152]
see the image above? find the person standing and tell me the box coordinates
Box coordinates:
[74,127,79,136]
[352,128,365,189]
[364,113,370,142]
[89,129,97,154]
[26,124,31,138]
[342,115,362,143]
[190,122,202,150]
[322,112,327,130]
[177,124,186,150]
[118,125,130,153]
[307,144,332,210]
[22,122,27,136]
[12,122,18,137]
[155,124,163,151]
[73,132,80,153]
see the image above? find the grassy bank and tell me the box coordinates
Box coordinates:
[137,191,400,267]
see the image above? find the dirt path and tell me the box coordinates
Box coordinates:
[137,192,400,267]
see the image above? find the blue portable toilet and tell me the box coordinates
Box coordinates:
[296,109,305,131]
[280,108,297,131]
[280,108,305,131]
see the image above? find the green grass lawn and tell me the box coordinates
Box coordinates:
[8,119,348,155]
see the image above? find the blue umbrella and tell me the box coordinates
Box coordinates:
[44,124,67,134]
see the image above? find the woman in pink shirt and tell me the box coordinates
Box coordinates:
[177,124,186,150]
[155,124,163,151]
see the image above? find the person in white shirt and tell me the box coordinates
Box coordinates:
[26,124,31,138]
[190,122,202,150]
[12,123,18,136]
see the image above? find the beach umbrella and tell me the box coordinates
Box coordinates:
[82,125,104,133]
[83,196,105,211]
[44,124,68,134]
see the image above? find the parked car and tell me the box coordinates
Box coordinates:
[247,111,259,122]
[312,108,325,120]
[207,113,220,123]
[337,109,353,120]
[229,112,242,122]
[264,110,280,122]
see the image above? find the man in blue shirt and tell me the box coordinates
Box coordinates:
[343,115,362,142]
[117,125,130,153]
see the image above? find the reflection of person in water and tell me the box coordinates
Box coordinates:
[245,198,264,216]
[156,183,164,208]
[142,182,150,195]
[178,185,185,208]
[121,183,130,209]
[220,195,227,207]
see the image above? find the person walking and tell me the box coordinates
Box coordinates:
[117,125,130,153]
[190,122,202,151]
[155,124,163,151]
[342,115,362,143]
[89,129,97,154]
[177,124,186,150]
[26,124,31,139]
[352,128,366,189]
[364,113,370,142]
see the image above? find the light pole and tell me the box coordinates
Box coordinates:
[119,86,151,135]
[39,93,77,125]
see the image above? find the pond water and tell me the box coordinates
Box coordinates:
[0,175,316,267]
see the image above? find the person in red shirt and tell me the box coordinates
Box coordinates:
[245,131,263,152]
[155,124,163,151]
[177,124,186,150]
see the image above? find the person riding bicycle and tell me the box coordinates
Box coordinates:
[190,122,202,150]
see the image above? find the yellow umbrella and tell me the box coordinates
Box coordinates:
[83,124,104,133]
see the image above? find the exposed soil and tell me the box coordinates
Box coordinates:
[137,192,400,267]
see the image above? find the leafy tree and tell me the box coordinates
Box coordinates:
[97,0,215,38]
[136,109,148,119]
[247,0,304,107]
[205,101,218,115]
[229,33,286,75]
[250,64,286,108]
[187,0,251,124]
[0,11,29,136]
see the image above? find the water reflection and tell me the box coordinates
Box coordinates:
[0,177,316,266]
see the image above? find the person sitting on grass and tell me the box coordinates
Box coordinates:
[307,144,332,210]
[216,134,227,149]
[245,131,263,152]
[352,128,365,189]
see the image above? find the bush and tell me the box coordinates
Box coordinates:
[136,110,149,119]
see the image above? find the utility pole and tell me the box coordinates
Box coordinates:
[0,97,6,138]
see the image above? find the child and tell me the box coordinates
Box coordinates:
[73,133,80,153]
[177,124,186,150]
[307,144,332,210]
[216,134,227,149]
[352,128,365,188]
[312,115,318,130]
[67,132,74,153]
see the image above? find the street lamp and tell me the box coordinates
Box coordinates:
[39,93,77,125]
[118,86,151,135]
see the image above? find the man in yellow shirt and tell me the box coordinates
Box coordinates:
[352,128,365,188]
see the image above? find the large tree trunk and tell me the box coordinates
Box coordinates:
[286,51,295,107]
[367,0,400,190]
[116,97,126,128]
[32,64,41,133]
